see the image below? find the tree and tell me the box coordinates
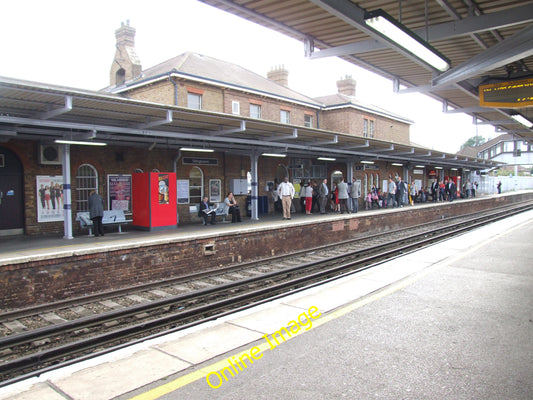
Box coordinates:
[461,136,486,149]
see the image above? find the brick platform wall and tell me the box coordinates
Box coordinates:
[2,192,531,309]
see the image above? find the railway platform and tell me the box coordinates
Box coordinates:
[0,199,531,399]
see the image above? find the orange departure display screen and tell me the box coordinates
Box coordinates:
[479,78,533,108]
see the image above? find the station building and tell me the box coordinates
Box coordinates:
[0,22,498,238]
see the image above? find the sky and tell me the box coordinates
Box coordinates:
[0,0,496,153]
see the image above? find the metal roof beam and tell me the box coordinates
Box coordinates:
[342,140,369,150]
[312,135,338,146]
[432,24,533,88]
[309,3,533,59]
[394,148,415,156]
[138,110,173,129]
[204,120,246,136]
[444,106,495,114]
[373,144,394,152]
[38,95,72,120]
[264,128,298,141]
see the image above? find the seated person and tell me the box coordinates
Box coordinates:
[224,192,241,223]
[371,190,379,209]
[198,196,217,225]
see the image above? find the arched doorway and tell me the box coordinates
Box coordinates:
[0,147,24,235]
[331,170,343,188]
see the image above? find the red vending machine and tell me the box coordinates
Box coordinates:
[132,172,177,231]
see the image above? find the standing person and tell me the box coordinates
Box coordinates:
[409,181,417,205]
[387,177,397,208]
[330,182,339,213]
[431,178,439,202]
[439,180,446,202]
[472,181,478,197]
[448,179,456,202]
[337,177,349,214]
[299,182,307,214]
[349,177,360,213]
[88,190,104,237]
[497,181,502,194]
[305,181,313,215]
[312,181,319,213]
[224,192,241,223]
[278,176,295,220]
[466,180,473,198]
[272,179,282,213]
[318,178,329,214]
[396,177,406,207]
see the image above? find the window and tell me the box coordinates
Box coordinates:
[280,110,290,124]
[363,118,374,138]
[232,101,240,115]
[187,92,202,110]
[250,103,261,119]
[304,114,313,128]
[76,164,98,211]
[504,141,513,152]
[189,167,203,205]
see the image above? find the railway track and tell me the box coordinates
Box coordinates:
[1,201,532,385]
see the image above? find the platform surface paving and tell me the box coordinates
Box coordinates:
[0,209,532,400]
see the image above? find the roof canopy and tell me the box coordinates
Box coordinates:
[199,0,533,142]
[0,77,497,169]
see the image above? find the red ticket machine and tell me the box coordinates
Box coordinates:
[132,172,177,230]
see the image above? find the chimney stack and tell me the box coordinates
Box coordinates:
[110,20,142,87]
[267,65,289,87]
[336,75,356,97]
[115,20,136,47]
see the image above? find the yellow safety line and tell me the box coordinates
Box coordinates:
[128,214,532,400]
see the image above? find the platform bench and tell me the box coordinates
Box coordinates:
[190,203,229,224]
[76,210,133,235]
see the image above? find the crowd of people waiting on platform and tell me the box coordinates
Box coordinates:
[274,176,479,218]
[363,177,479,210]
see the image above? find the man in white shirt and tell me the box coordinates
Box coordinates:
[277,176,295,220]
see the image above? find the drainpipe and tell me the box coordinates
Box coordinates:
[168,71,178,106]
[173,150,181,173]
[315,110,320,129]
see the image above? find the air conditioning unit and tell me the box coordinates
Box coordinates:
[39,144,63,165]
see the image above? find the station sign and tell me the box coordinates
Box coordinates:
[479,78,533,108]
[182,157,218,165]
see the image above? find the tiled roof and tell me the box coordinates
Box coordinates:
[456,146,480,158]
[121,52,322,107]
[456,134,515,157]
[314,93,413,124]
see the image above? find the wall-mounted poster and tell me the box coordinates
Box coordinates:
[107,174,132,211]
[158,174,170,204]
[209,179,221,203]
[177,180,189,204]
[36,176,65,222]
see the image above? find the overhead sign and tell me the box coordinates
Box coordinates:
[479,78,533,108]
[182,157,218,165]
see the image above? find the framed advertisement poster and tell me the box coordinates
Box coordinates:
[107,174,132,211]
[36,176,65,222]
[177,179,189,204]
[209,179,221,203]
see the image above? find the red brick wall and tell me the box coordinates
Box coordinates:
[2,192,531,309]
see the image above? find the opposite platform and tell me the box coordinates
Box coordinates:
[1,206,531,399]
